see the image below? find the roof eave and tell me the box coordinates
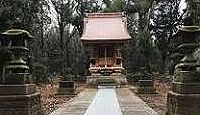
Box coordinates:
[81,38,131,41]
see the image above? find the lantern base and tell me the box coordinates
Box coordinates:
[137,80,156,94]
[0,84,44,115]
[166,91,200,115]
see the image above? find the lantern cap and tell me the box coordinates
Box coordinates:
[1,29,33,39]
[179,26,200,32]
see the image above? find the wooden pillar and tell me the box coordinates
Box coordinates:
[105,46,107,67]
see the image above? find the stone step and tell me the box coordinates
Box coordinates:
[97,78,116,86]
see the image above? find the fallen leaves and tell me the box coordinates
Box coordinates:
[36,84,71,114]
[138,78,170,115]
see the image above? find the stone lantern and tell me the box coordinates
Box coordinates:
[2,29,33,84]
[166,17,200,115]
[0,29,43,115]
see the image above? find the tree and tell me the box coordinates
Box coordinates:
[68,27,90,77]
[0,0,46,32]
[50,0,75,75]
[151,0,183,72]
[185,0,200,25]
[103,0,125,12]
[73,0,102,36]
[51,0,74,49]
[37,0,51,51]
[135,0,156,71]
[0,0,51,83]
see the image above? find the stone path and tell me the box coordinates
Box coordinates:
[84,87,122,115]
[49,88,158,115]
[117,88,158,115]
[49,89,97,115]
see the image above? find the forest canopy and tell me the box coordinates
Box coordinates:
[0,0,199,83]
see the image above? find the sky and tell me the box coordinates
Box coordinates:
[180,0,187,13]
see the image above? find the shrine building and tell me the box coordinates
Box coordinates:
[81,12,131,77]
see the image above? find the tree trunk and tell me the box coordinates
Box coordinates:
[2,63,5,84]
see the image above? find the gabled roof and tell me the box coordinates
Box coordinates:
[81,12,131,42]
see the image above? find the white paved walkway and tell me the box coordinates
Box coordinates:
[84,87,122,115]
[49,87,158,115]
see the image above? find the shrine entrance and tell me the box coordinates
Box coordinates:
[89,43,123,75]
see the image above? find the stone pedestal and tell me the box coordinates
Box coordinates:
[0,86,43,115]
[166,71,200,115]
[57,81,76,95]
[137,68,156,94]
[137,80,156,94]
[0,84,43,115]
[167,91,200,115]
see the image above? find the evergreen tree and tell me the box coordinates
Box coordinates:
[73,0,102,36]
[0,0,51,83]
[103,0,125,12]
[185,0,200,25]
[152,0,183,72]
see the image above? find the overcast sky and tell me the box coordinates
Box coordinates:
[180,0,187,13]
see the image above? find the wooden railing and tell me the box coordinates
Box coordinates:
[90,57,122,67]
[98,57,114,67]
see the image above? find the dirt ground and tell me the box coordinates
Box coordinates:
[137,78,171,115]
[37,82,85,114]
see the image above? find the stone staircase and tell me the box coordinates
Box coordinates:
[86,74,126,85]
[97,77,116,87]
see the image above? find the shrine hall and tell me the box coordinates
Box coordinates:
[81,12,131,76]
